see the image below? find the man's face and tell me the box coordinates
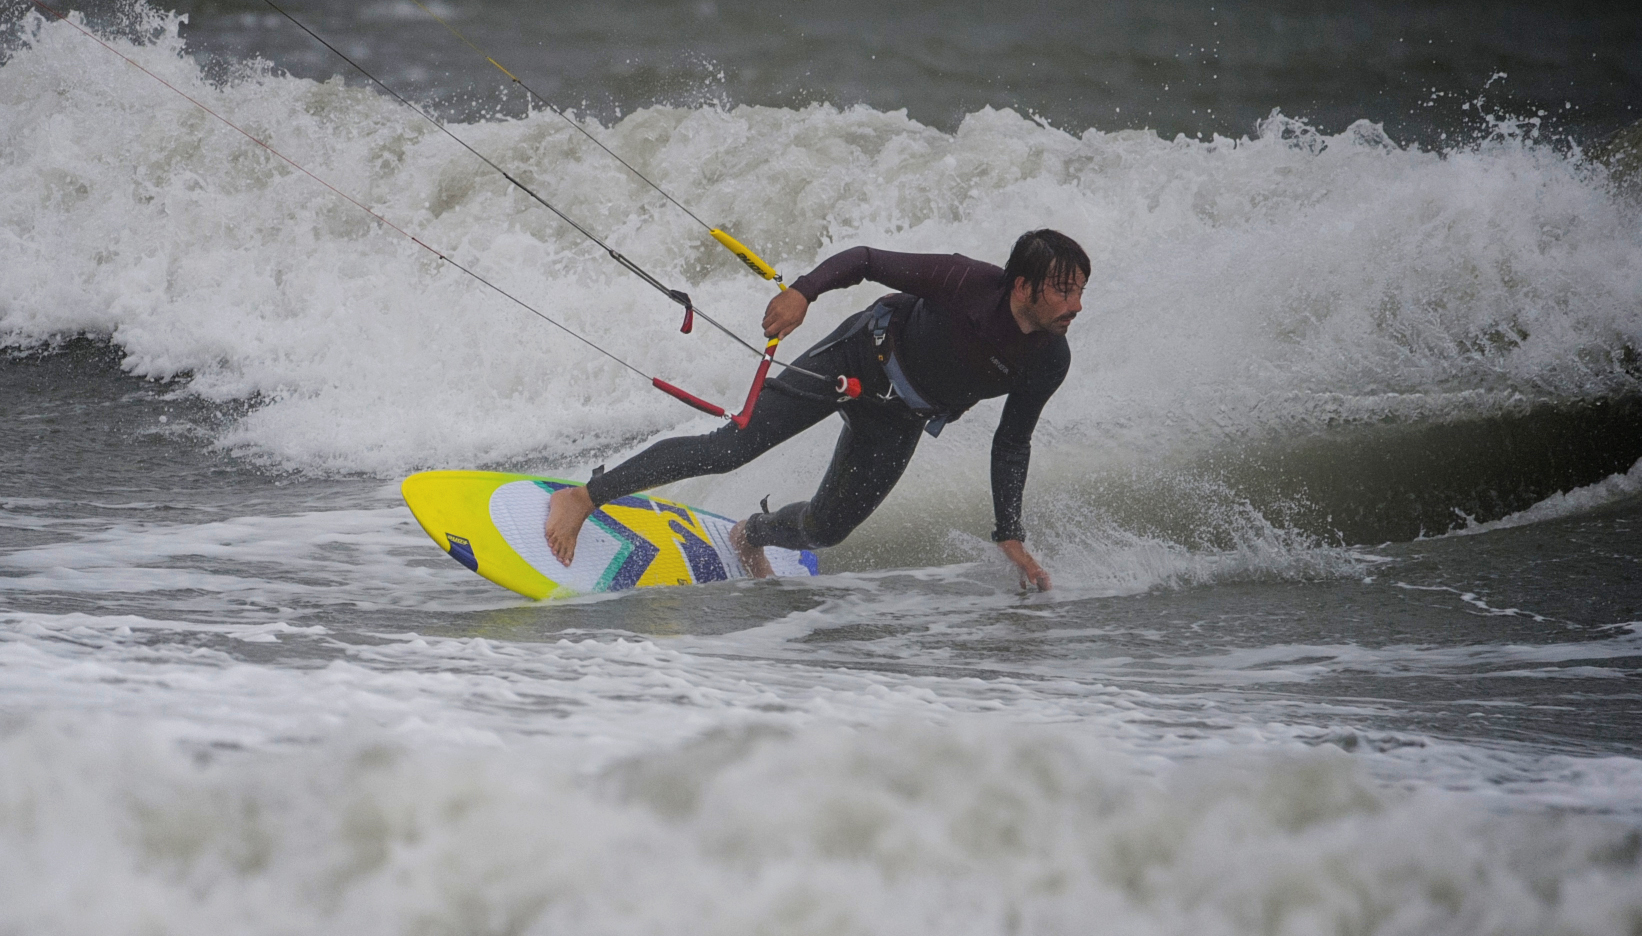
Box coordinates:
[1013,269,1086,336]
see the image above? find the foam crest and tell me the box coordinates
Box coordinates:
[1033,517,1371,595]
[1457,455,1642,535]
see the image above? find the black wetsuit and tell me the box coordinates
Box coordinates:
[584,247,1070,550]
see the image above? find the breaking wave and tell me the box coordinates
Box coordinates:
[4,4,1640,552]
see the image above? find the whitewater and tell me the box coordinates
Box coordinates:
[3,5,1642,934]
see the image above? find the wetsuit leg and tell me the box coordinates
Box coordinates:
[584,313,875,506]
[585,378,836,505]
[742,405,924,551]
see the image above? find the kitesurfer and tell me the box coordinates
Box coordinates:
[545,229,1088,591]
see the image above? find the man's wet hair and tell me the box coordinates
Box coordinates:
[1002,229,1090,301]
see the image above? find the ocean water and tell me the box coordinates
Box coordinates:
[4,1,1642,933]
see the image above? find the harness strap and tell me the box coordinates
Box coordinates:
[795,297,952,436]
[867,300,950,438]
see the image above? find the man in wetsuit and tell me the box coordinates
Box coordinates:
[544,228,1088,591]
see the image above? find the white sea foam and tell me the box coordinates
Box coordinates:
[1026,511,1374,594]
[0,718,1525,934]
[2,610,1641,935]
[0,495,523,619]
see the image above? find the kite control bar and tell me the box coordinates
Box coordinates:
[654,339,863,429]
[650,230,863,428]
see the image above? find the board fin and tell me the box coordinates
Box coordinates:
[445,533,478,572]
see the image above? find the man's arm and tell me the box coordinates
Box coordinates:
[763,246,997,337]
[791,246,991,305]
[989,344,1069,590]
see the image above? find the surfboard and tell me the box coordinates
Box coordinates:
[401,471,819,599]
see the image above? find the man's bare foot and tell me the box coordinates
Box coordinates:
[544,485,595,567]
[729,519,774,579]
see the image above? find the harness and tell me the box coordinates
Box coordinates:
[864,298,951,438]
[773,295,953,436]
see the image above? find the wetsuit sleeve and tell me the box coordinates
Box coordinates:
[790,247,994,307]
[990,340,1070,542]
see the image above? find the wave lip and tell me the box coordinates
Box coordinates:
[1455,455,1642,536]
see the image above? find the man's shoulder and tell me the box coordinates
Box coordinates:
[884,250,1003,280]
[949,253,1005,279]
[922,253,1006,305]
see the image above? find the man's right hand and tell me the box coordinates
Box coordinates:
[997,539,1051,591]
[762,288,809,338]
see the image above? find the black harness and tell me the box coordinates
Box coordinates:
[792,295,951,436]
[863,299,951,436]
